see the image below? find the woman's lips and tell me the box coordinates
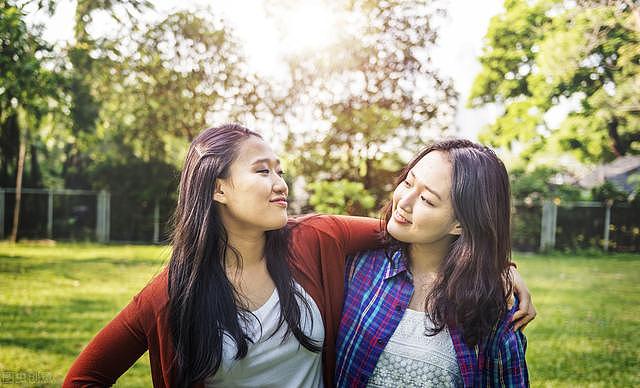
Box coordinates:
[270,199,288,207]
[393,210,411,224]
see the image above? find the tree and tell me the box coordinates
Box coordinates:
[84,8,272,219]
[61,0,152,188]
[95,9,264,165]
[3,1,265,240]
[470,0,640,164]
[308,179,376,215]
[509,166,583,204]
[74,7,277,240]
[1,1,61,241]
[271,0,457,214]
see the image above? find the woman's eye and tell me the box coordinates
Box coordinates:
[420,195,434,206]
[257,169,269,174]
[403,179,411,187]
[277,170,285,177]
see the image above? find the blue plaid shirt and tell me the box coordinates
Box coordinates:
[335,248,529,387]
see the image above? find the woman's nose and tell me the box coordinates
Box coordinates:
[397,191,414,213]
[273,175,288,195]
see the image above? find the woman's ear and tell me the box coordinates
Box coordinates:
[213,179,227,204]
[449,221,462,236]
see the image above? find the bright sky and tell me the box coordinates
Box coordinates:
[26,0,506,140]
[431,0,505,140]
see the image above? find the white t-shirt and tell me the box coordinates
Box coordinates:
[204,283,324,388]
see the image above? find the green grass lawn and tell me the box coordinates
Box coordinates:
[0,243,638,387]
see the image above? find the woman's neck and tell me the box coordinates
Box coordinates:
[408,236,453,276]
[224,228,266,267]
[223,227,275,311]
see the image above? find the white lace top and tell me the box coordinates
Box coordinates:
[367,309,462,387]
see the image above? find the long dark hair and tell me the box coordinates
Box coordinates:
[168,124,320,386]
[381,139,513,345]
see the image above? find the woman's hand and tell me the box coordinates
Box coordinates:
[509,265,537,331]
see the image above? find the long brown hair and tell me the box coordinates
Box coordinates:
[168,124,320,386]
[381,139,513,345]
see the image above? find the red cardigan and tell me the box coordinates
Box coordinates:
[63,215,381,387]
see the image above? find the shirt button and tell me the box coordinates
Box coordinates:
[377,338,384,345]
[395,305,402,311]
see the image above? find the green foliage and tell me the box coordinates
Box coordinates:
[62,0,153,188]
[628,172,640,202]
[8,1,266,194]
[65,5,276,195]
[0,1,58,120]
[591,180,630,203]
[279,0,456,208]
[509,165,583,252]
[95,10,260,166]
[0,0,65,190]
[5,0,457,220]
[471,0,640,164]
[8,2,268,196]
[307,179,376,215]
[510,166,583,204]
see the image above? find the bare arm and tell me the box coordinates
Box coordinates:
[510,266,537,330]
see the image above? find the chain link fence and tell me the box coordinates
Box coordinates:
[0,188,171,243]
[513,200,640,252]
[108,193,174,243]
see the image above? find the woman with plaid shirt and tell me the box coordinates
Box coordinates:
[336,139,530,387]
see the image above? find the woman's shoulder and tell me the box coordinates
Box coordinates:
[350,247,389,262]
[487,299,528,355]
[347,247,398,273]
[131,268,170,317]
[288,214,333,233]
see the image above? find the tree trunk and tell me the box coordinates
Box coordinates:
[0,113,20,187]
[29,143,42,187]
[10,134,26,242]
[607,116,627,156]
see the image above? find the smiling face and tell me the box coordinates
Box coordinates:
[387,150,461,246]
[213,136,289,233]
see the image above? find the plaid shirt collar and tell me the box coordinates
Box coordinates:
[382,248,411,280]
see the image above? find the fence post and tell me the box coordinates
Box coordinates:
[96,191,104,242]
[105,191,110,242]
[603,200,612,252]
[540,200,558,251]
[96,190,110,243]
[153,199,159,244]
[47,190,53,239]
[0,188,4,240]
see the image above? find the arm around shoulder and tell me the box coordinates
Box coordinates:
[326,215,382,255]
[291,214,381,256]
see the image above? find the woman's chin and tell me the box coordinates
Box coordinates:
[266,214,288,230]
[386,221,400,239]
[387,221,410,243]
